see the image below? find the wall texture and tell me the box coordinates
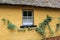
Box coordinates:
[0,5,60,40]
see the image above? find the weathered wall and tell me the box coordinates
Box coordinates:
[0,5,60,40]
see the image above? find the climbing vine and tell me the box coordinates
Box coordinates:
[2,18,6,23]
[36,15,54,40]
[7,20,16,30]
[56,17,60,32]
[1,16,60,39]
[2,18,16,30]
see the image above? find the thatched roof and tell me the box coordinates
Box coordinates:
[0,0,60,8]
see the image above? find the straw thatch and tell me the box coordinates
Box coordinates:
[0,0,60,8]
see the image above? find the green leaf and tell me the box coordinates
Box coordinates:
[36,28,44,36]
[2,18,6,23]
[56,23,60,32]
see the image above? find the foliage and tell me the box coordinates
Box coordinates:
[7,20,16,30]
[48,25,54,36]
[36,28,44,36]
[58,17,60,20]
[2,18,16,30]
[18,28,26,32]
[2,18,6,23]
[27,27,35,31]
[56,23,60,32]
[56,17,60,32]
[36,15,54,39]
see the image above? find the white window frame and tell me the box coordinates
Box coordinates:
[22,10,34,26]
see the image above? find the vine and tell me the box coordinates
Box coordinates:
[56,17,60,32]
[36,15,54,40]
[2,18,16,30]
[2,18,6,23]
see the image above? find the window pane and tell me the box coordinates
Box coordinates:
[28,11,32,16]
[28,16,33,19]
[23,16,27,19]
[23,11,27,16]
[23,19,33,25]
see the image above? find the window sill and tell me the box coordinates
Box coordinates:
[20,25,37,28]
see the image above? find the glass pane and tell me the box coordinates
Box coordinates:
[23,11,27,16]
[23,16,27,19]
[23,22,33,25]
[28,11,32,16]
[23,19,33,25]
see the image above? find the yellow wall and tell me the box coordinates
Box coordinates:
[0,5,60,40]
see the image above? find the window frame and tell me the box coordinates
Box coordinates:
[22,9,34,26]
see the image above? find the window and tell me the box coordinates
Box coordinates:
[22,10,34,26]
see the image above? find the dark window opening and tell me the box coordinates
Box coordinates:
[28,11,32,16]
[23,11,27,16]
